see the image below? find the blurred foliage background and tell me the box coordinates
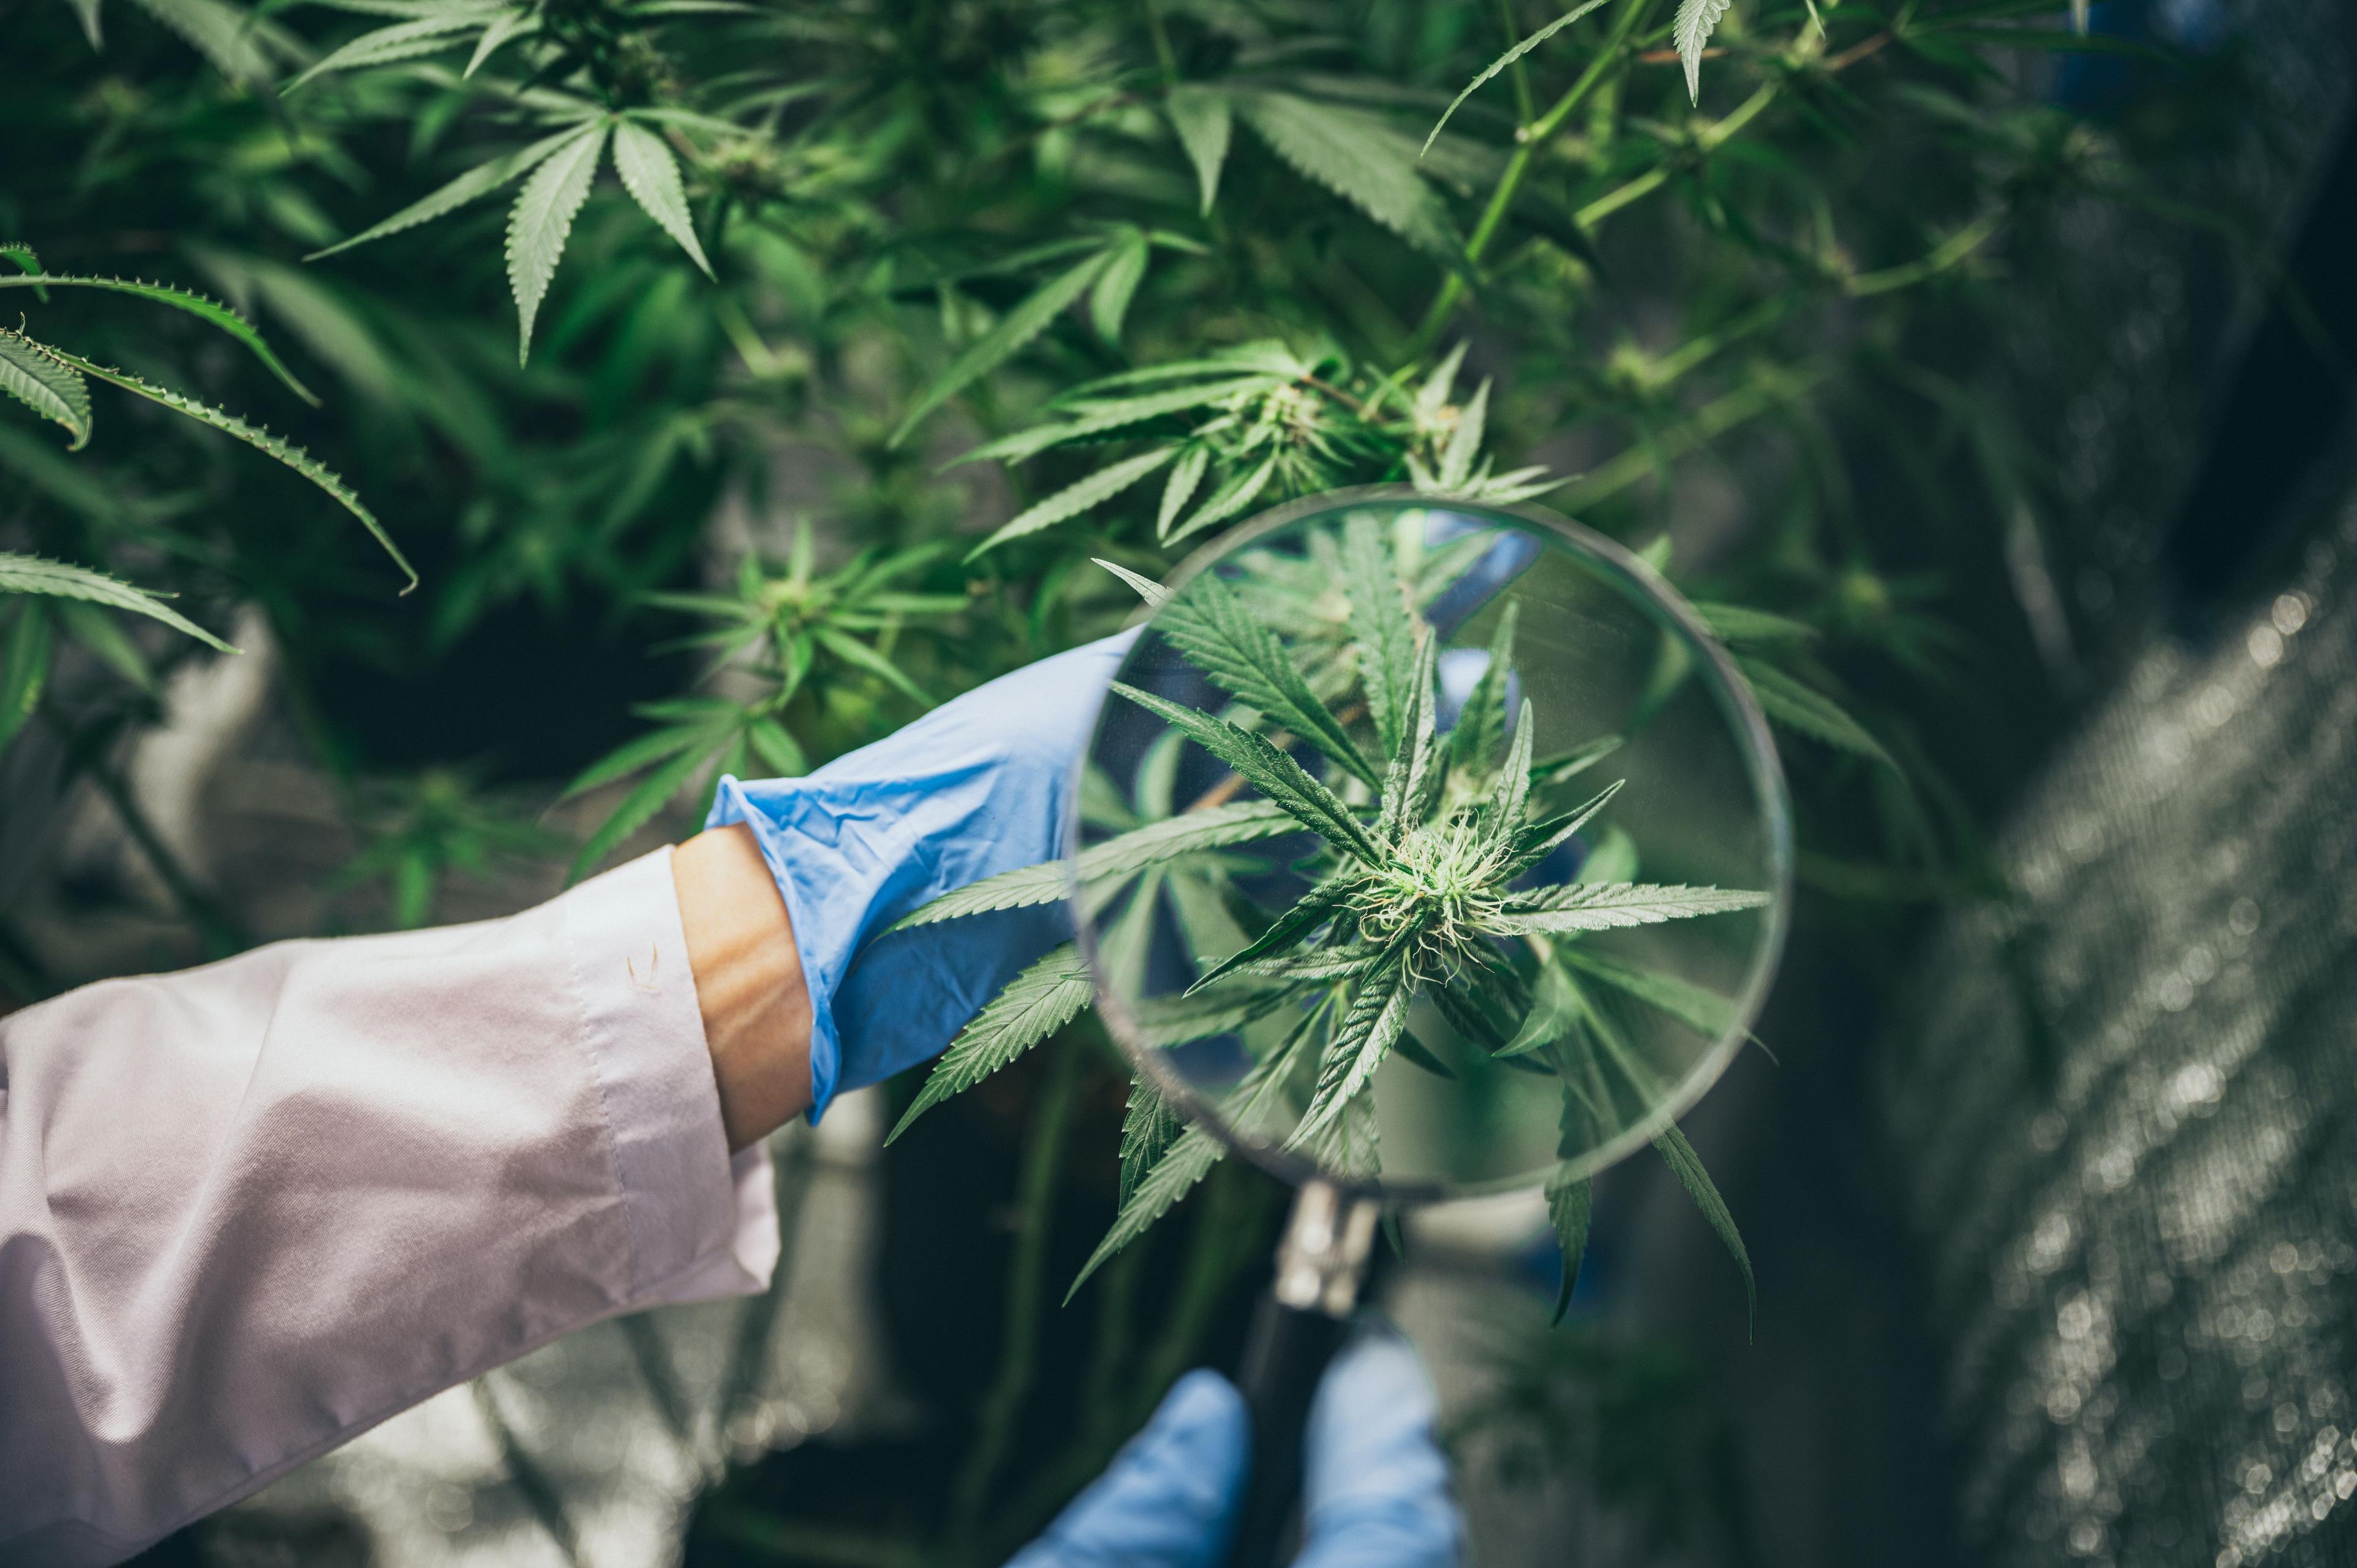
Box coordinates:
[1,0,2338,1561]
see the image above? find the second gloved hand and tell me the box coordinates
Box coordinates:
[1008,1327,1461,1568]
[707,632,1131,1120]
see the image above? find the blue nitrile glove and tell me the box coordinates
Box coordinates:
[706,632,1134,1121]
[1006,1329,1461,1568]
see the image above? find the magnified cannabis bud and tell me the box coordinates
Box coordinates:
[889,514,1768,1321]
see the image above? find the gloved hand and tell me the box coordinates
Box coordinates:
[707,632,1132,1120]
[1007,1328,1461,1568]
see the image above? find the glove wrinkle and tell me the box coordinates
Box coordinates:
[707,634,1132,1119]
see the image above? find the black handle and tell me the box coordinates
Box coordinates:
[1229,1290,1350,1568]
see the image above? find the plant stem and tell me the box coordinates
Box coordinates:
[944,1038,1084,1548]
[48,708,248,956]
[1552,366,1824,513]
[975,1241,1152,1556]
[1414,0,1658,350]
[1131,1160,1277,1426]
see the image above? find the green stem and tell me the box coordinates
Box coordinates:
[975,1242,1153,1556]
[1845,207,2005,297]
[1414,0,1657,350]
[945,1039,1084,1548]
[49,709,248,956]
[1571,79,1779,230]
[1552,366,1823,513]
[1145,0,1178,84]
[1131,1160,1276,1424]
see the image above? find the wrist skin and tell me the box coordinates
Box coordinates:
[671,823,814,1149]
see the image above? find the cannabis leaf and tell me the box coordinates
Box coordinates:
[1673,0,1734,106]
[611,120,714,279]
[1166,87,1234,215]
[0,333,92,449]
[892,247,1115,446]
[508,122,608,365]
[0,554,234,652]
[1153,566,1379,786]
[1423,0,1612,156]
[1233,92,1453,254]
[888,944,1096,1144]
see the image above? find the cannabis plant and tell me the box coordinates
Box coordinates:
[889,514,1768,1320]
[0,243,408,753]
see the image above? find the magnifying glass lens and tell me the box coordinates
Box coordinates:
[1077,495,1792,1203]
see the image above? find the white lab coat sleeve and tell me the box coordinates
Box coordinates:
[0,846,778,1567]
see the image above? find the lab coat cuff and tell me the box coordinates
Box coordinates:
[557,848,780,1303]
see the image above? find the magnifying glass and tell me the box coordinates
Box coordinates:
[1069,486,1792,1562]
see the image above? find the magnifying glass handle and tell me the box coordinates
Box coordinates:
[1229,1181,1380,1568]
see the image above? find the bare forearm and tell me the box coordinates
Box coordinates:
[673,822,814,1148]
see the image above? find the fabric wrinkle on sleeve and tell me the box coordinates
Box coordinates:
[0,846,775,1567]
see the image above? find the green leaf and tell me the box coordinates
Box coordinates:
[611,120,714,278]
[1423,0,1612,155]
[1435,377,1490,492]
[962,382,1266,465]
[1343,517,1417,757]
[1128,984,1296,1048]
[1447,601,1517,772]
[0,332,91,449]
[506,121,610,365]
[1166,86,1233,215]
[0,552,236,652]
[887,943,1095,1143]
[1288,961,1414,1150]
[560,713,711,798]
[1482,697,1536,847]
[1673,0,1733,105]
[1093,557,1167,609]
[1113,682,1381,864]
[64,0,102,47]
[1089,228,1149,342]
[0,274,320,405]
[1155,567,1379,786]
[1188,875,1355,993]
[55,598,152,692]
[892,247,1111,446]
[0,602,54,753]
[1392,1027,1457,1081]
[966,446,1177,561]
[285,12,484,90]
[1166,451,1276,544]
[130,0,281,80]
[813,625,932,706]
[567,736,708,881]
[1559,948,1739,1041]
[1694,601,1816,645]
[1233,91,1450,253]
[1532,733,1624,787]
[1735,656,1896,770]
[31,344,417,591]
[465,9,533,74]
[1654,1121,1754,1332]
[0,245,41,277]
[889,800,1299,932]
[1118,1075,1185,1205]
[1546,1172,1593,1323]
[1498,956,1581,1058]
[1377,633,1441,843]
[1487,881,1770,935]
[1158,444,1211,537]
[1501,778,1625,879]
[307,123,598,261]
[1067,1125,1223,1302]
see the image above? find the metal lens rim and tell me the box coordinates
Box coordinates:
[1066,485,1797,1205]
